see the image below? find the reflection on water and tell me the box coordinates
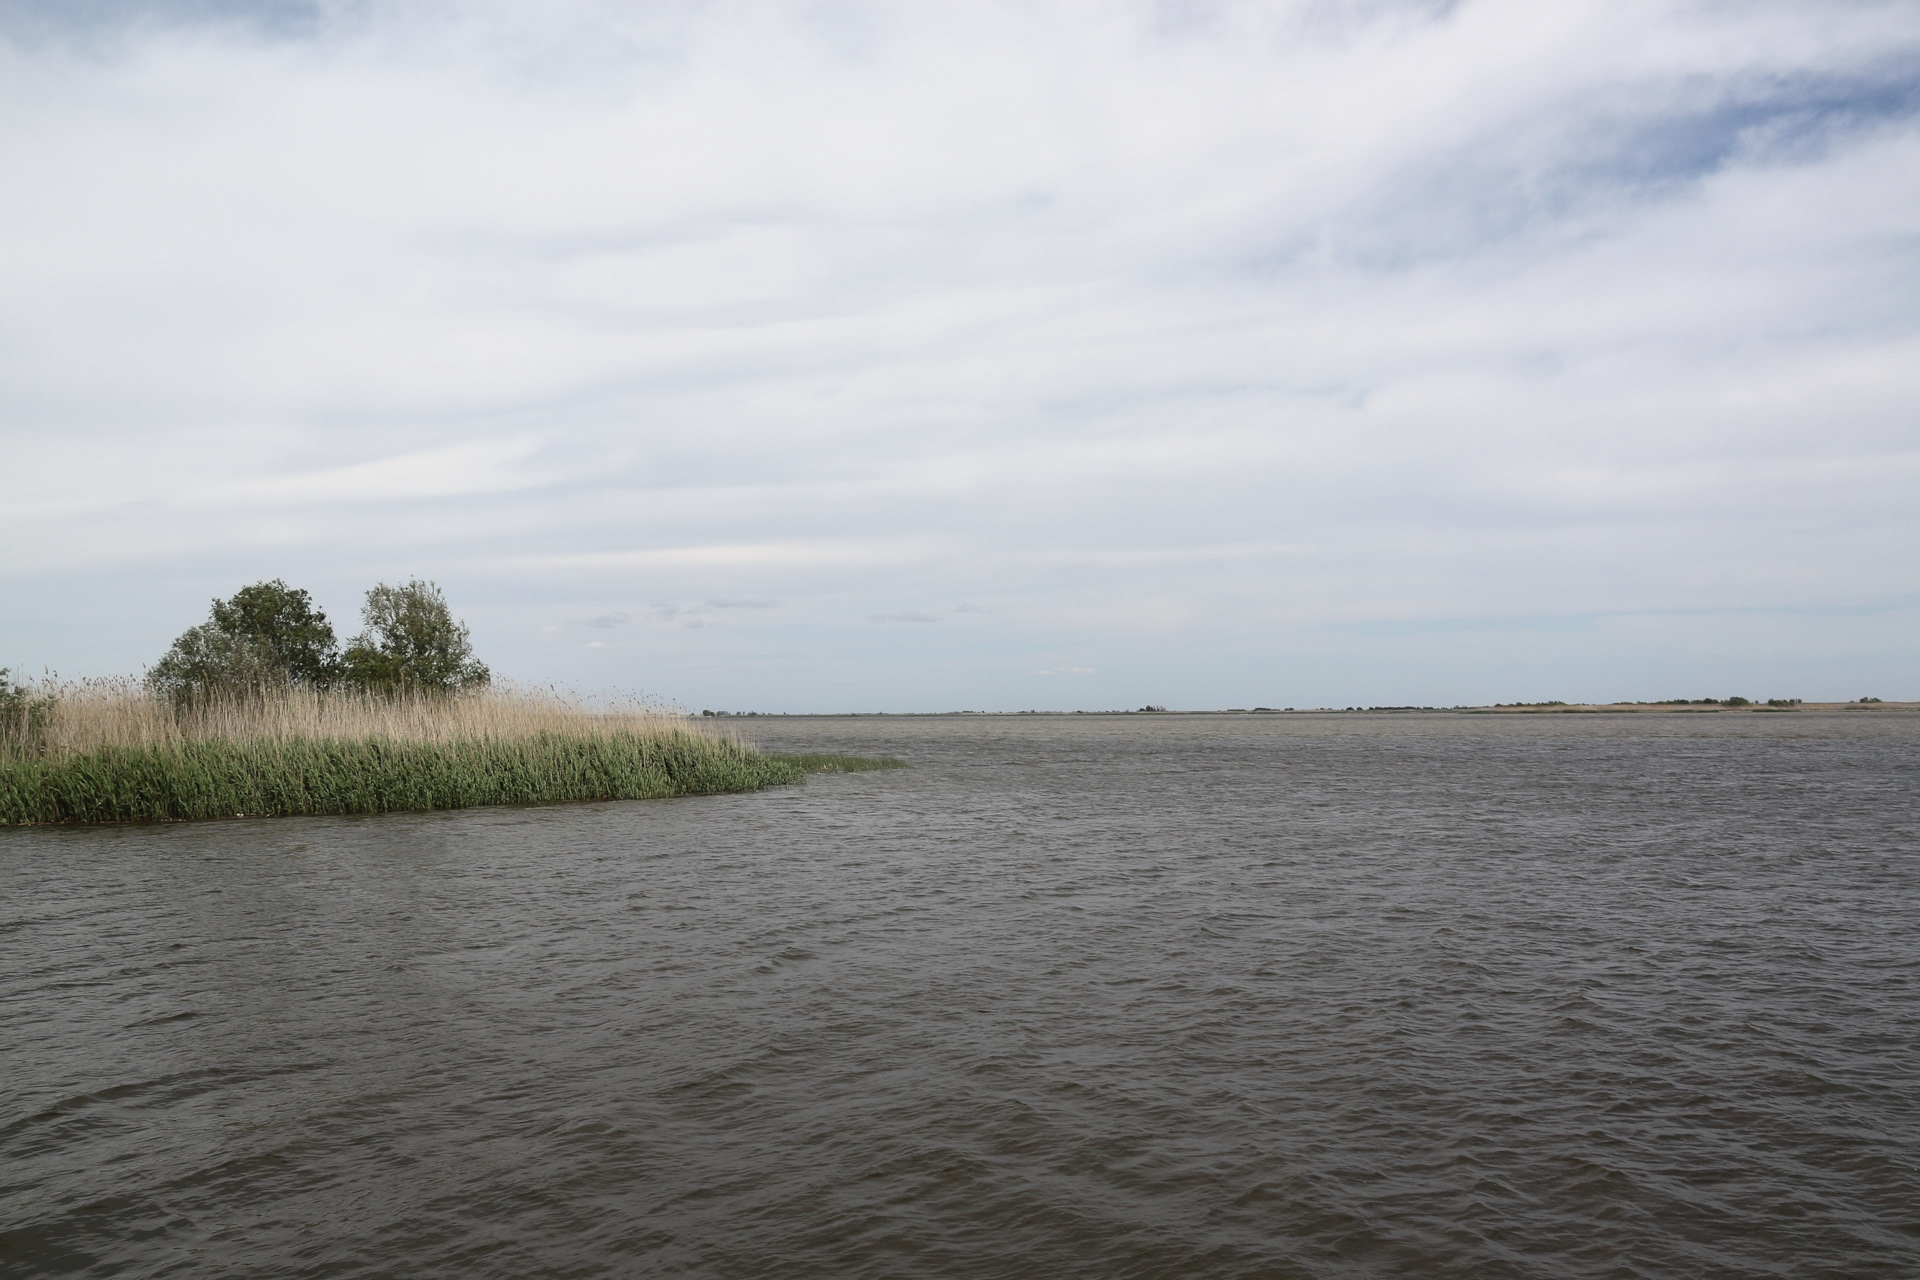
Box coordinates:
[4,713,1917,1278]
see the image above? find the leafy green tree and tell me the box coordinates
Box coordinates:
[339,579,490,693]
[149,580,340,701]
[209,580,339,686]
[147,624,278,701]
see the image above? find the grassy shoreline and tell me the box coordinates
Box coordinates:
[0,682,903,827]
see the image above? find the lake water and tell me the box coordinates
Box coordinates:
[4,712,1917,1278]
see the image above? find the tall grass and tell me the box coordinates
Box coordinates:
[1,676,689,755]
[0,679,888,826]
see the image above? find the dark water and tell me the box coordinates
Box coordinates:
[4,712,1917,1279]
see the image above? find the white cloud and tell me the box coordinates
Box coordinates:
[0,0,1916,706]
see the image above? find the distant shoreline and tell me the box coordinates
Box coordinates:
[704,701,1917,718]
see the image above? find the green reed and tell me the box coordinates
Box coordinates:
[0,731,900,826]
[765,752,908,774]
[0,677,906,826]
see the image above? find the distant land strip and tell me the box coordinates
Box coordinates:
[697,699,1911,717]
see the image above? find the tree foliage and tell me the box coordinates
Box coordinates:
[339,579,490,693]
[146,578,488,701]
[210,580,339,687]
[147,624,281,701]
[149,580,339,702]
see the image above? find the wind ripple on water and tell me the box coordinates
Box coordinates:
[2,713,1916,1278]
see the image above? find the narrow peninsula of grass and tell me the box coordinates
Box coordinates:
[1,680,901,826]
[767,752,908,774]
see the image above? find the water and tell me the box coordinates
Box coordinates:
[4,712,1917,1279]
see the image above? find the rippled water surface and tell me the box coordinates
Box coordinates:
[4,712,1918,1278]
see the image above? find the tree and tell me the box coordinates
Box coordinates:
[210,580,339,687]
[148,580,339,701]
[339,579,489,693]
[147,623,280,701]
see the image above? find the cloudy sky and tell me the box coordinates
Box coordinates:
[2,0,1915,711]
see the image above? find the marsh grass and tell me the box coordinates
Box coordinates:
[0,679,899,826]
[768,752,909,774]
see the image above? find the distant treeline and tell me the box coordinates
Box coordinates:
[1492,697,1791,708]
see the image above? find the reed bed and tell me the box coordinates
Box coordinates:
[1,679,895,826]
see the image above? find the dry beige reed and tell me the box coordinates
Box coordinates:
[1,676,695,761]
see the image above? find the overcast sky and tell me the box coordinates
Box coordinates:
[2,0,1915,710]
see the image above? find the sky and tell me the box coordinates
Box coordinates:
[1,0,1916,712]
